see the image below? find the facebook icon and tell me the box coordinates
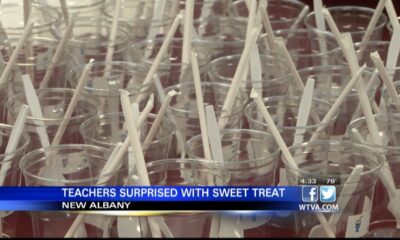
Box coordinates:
[302,186,318,202]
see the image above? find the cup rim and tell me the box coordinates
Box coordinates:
[0,2,62,31]
[80,112,175,148]
[145,158,231,186]
[19,144,118,184]
[33,0,104,10]
[265,29,341,58]
[68,61,152,93]
[207,54,288,85]
[101,0,175,27]
[304,5,388,36]
[245,95,335,130]
[0,124,30,160]
[7,88,98,123]
[165,82,249,116]
[347,113,400,151]
[194,16,246,44]
[229,0,307,25]
[285,140,385,179]
[297,65,376,98]
[64,16,132,46]
[130,37,211,68]
[186,128,280,165]
[335,41,391,67]
[1,37,69,67]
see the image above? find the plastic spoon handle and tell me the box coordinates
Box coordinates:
[22,75,50,148]
[293,78,315,145]
[205,105,223,162]
[0,105,29,185]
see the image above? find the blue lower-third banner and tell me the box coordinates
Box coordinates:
[0,186,340,212]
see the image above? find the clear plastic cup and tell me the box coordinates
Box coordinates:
[245,95,335,198]
[259,29,340,70]
[138,158,229,238]
[335,41,392,70]
[7,88,99,151]
[0,124,30,238]
[283,140,384,237]
[63,16,132,65]
[102,0,176,43]
[33,0,106,19]
[80,112,175,171]
[186,129,279,185]
[186,129,280,237]
[66,61,155,113]
[179,0,228,18]
[0,2,62,40]
[191,16,245,60]
[129,37,211,89]
[304,6,388,43]
[298,65,378,135]
[229,0,309,33]
[20,144,119,238]
[0,37,69,93]
[347,113,400,234]
[165,82,248,145]
[245,95,335,147]
[207,54,289,97]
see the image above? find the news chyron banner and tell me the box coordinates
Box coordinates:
[0,186,340,214]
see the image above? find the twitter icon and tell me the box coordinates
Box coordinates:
[320,186,336,202]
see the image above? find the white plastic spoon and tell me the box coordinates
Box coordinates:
[117,146,142,237]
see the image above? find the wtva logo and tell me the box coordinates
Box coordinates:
[302,186,336,203]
